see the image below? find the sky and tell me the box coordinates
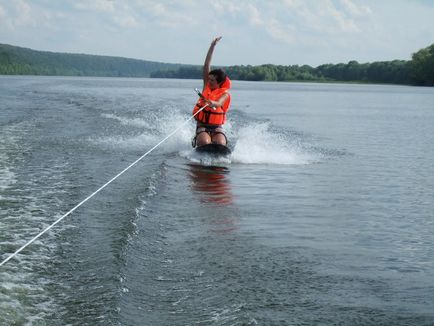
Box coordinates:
[0,0,434,67]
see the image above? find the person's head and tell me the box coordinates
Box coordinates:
[208,69,227,90]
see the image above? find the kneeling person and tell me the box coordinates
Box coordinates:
[192,37,231,147]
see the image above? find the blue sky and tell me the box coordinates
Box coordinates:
[1,0,433,67]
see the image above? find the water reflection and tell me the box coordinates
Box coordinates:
[188,164,233,206]
[188,164,238,233]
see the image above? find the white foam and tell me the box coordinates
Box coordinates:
[101,113,151,128]
[152,108,196,152]
[0,167,17,192]
[91,134,158,151]
[231,122,316,165]
[96,107,195,153]
[98,110,317,166]
[180,120,316,166]
[0,126,20,192]
[180,149,232,167]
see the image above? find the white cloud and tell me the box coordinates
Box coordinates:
[225,0,371,48]
[1,0,433,66]
[323,0,361,33]
[143,2,166,16]
[73,0,115,13]
[229,3,294,45]
[211,0,244,16]
[71,0,143,29]
[340,0,372,17]
[0,0,37,30]
[281,0,365,35]
[246,4,262,27]
[131,1,197,28]
[113,14,139,28]
[266,19,296,44]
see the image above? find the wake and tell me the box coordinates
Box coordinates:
[96,109,320,166]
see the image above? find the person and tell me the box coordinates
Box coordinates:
[192,36,231,147]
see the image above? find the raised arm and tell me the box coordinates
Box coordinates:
[203,36,222,88]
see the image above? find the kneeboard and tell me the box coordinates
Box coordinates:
[195,143,232,156]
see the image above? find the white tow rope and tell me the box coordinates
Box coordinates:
[0,104,209,267]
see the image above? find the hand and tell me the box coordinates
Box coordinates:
[211,36,222,46]
[206,99,217,110]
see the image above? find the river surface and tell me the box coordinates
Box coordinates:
[1,76,434,325]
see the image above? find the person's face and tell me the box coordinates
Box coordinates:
[208,74,219,90]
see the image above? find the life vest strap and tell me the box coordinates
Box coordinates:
[195,104,225,114]
[202,110,225,125]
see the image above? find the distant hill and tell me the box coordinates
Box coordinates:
[1,42,433,86]
[0,43,190,77]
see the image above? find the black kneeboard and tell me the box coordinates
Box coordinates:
[195,143,232,157]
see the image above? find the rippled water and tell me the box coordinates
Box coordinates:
[1,76,434,325]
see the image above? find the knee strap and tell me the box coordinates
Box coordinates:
[196,127,208,135]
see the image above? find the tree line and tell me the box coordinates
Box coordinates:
[1,42,433,86]
[151,43,434,86]
[0,43,181,77]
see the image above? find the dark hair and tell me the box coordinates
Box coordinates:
[209,69,227,84]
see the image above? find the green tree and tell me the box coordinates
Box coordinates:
[410,43,434,86]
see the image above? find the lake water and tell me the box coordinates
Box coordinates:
[1,76,433,325]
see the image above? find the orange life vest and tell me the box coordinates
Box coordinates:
[192,77,231,126]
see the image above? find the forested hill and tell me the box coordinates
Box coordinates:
[1,42,433,86]
[0,43,183,77]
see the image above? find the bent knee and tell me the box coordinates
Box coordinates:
[212,133,227,145]
[196,132,211,146]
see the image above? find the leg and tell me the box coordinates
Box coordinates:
[211,128,227,145]
[196,131,212,147]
